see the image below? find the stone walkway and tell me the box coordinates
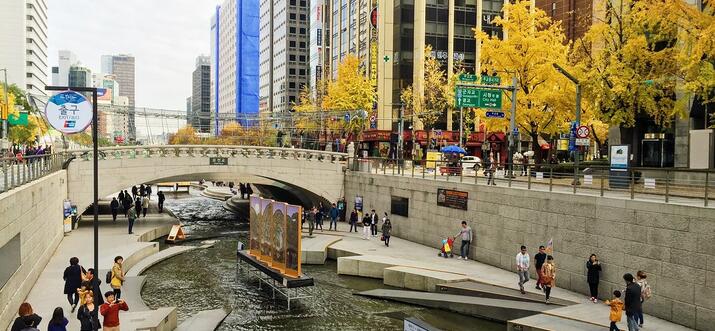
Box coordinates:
[304,227,694,330]
[21,211,178,331]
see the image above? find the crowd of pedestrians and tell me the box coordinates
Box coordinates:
[114,184,166,234]
[13,254,130,331]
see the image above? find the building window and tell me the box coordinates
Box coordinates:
[551,3,556,17]
[290,27,296,33]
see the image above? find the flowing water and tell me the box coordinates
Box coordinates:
[140,192,505,331]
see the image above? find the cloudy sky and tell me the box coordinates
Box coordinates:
[48,0,220,111]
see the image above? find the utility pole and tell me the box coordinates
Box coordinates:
[1,69,9,144]
[507,76,518,178]
[553,63,581,185]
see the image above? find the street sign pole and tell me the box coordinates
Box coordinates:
[553,63,581,185]
[459,107,463,148]
[508,77,518,178]
[45,86,99,285]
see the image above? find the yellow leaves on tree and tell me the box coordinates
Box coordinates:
[9,115,46,145]
[401,45,451,132]
[476,0,572,160]
[168,125,199,145]
[321,54,375,112]
[0,84,19,120]
[574,0,681,129]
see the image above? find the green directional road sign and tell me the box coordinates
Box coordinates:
[459,73,478,82]
[456,87,502,109]
[481,75,501,85]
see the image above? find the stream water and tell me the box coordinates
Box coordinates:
[140,192,504,331]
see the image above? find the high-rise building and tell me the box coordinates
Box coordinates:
[329,0,372,78]
[211,0,259,134]
[374,0,505,131]
[259,0,310,116]
[95,74,129,140]
[186,96,192,124]
[102,54,136,140]
[51,50,77,86]
[309,0,331,100]
[0,0,49,95]
[68,66,92,88]
[191,56,211,133]
[535,0,594,42]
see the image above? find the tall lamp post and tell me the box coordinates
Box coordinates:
[552,63,581,185]
[1,68,9,146]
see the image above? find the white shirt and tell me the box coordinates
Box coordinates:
[516,252,530,271]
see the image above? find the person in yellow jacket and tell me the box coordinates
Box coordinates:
[605,290,625,331]
[110,256,125,299]
[541,255,556,304]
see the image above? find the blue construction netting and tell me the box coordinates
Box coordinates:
[237,0,260,127]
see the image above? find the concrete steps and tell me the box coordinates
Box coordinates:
[436,281,574,306]
[300,234,342,264]
[357,289,557,323]
[384,266,469,292]
[507,313,605,331]
[176,308,230,331]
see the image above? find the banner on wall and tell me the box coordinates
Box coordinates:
[248,196,303,278]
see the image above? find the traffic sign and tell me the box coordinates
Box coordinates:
[481,75,501,85]
[44,91,93,134]
[575,138,590,146]
[456,87,502,109]
[459,74,478,82]
[485,111,505,118]
[576,125,590,138]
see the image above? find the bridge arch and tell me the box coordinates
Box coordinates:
[65,145,347,210]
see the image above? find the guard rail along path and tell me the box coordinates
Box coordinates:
[350,157,715,208]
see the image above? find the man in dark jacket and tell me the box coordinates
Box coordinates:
[623,273,642,331]
[157,191,165,213]
[135,196,142,218]
[110,198,119,222]
[349,209,358,232]
[86,268,105,305]
[329,203,339,231]
[122,195,132,218]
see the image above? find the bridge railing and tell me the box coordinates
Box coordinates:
[63,145,349,163]
[1,153,65,193]
[350,157,715,207]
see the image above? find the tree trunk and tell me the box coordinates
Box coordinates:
[531,132,543,164]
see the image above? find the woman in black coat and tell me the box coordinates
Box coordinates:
[63,257,85,312]
[586,253,602,303]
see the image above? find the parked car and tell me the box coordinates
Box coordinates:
[461,156,482,171]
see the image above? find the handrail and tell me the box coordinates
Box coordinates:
[349,157,715,207]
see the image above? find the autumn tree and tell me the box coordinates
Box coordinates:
[401,45,452,144]
[322,55,374,138]
[9,115,46,145]
[476,0,572,163]
[168,125,199,145]
[573,0,681,132]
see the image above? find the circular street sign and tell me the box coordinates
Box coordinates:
[44,91,93,134]
[576,125,590,138]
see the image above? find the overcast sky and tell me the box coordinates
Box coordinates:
[48,0,220,111]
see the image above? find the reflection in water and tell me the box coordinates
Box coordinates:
[142,194,505,330]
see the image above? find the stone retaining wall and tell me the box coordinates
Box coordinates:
[345,172,715,331]
[0,171,67,330]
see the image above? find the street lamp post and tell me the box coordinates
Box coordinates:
[1,68,9,144]
[552,63,581,185]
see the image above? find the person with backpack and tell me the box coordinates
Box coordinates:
[635,270,651,328]
[587,254,602,302]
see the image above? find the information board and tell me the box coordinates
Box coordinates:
[437,189,468,210]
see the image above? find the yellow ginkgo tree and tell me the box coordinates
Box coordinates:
[476,0,573,163]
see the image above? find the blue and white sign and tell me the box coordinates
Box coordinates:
[485,111,505,118]
[610,145,630,170]
[44,91,93,134]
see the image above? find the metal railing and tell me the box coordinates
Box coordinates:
[349,157,715,207]
[1,153,65,194]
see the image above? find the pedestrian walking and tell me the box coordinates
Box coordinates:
[349,209,358,232]
[134,196,142,218]
[455,221,473,260]
[110,256,125,299]
[541,255,556,304]
[118,191,125,204]
[63,257,86,313]
[587,254,602,302]
[139,184,146,197]
[605,290,625,331]
[381,218,392,247]
[534,245,547,290]
[516,245,530,294]
[307,207,316,236]
[157,191,165,213]
[362,213,371,239]
[635,271,651,328]
[370,210,378,237]
[131,185,137,199]
[121,195,131,218]
[623,273,642,331]
[99,291,129,331]
[145,184,152,199]
[110,198,119,222]
[239,183,246,199]
[127,206,137,234]
[329,203,339,231]
[315,206,324,231]
[485,152,496,186]
[77,293,100,331]
[10,302,42,331]
[141,195,149,217]
[47,307,68,331]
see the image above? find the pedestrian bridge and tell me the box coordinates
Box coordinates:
[64,145,347,209]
